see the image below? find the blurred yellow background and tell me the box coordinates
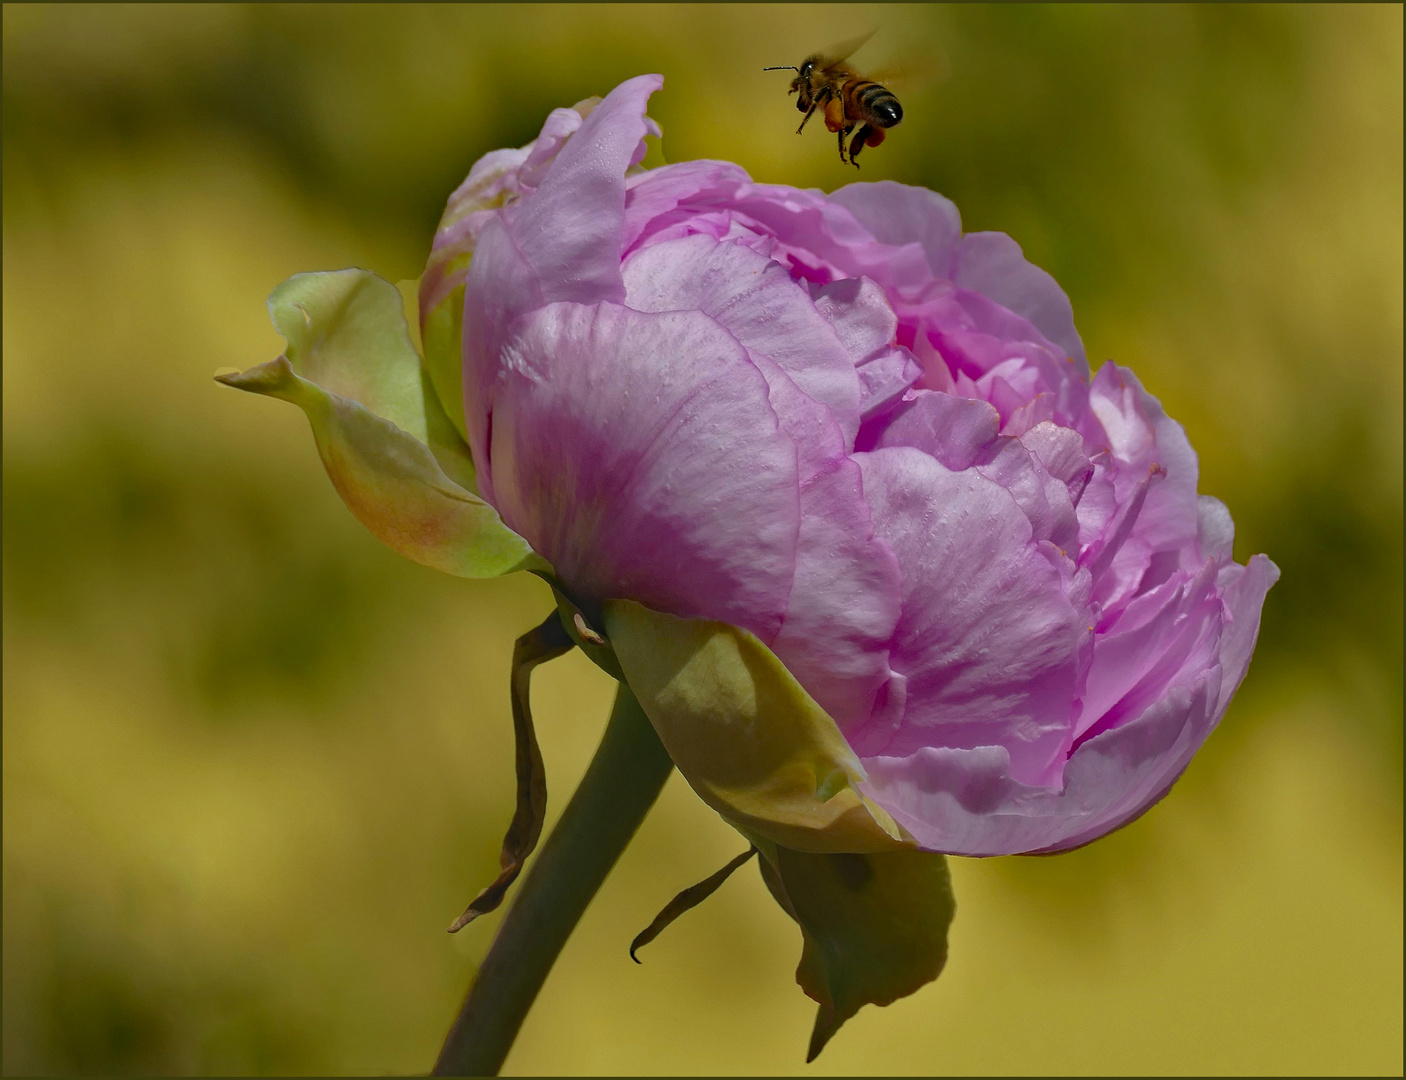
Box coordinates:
[3,3,1401,1075]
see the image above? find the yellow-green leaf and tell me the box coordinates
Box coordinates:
[216,269,543,580]
[603,599,910,854]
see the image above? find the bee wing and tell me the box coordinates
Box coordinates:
[859,44,949,95]
[815,29,878,71]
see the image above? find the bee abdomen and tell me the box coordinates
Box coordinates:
[854,81,903,128]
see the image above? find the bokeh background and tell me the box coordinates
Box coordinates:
[3,3,1401,1075]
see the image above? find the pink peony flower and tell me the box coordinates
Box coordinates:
[221,72,1282,1064]
[421,73,1277,858]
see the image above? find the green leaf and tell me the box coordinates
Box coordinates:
[602,599,910,854]
[758,843,955,1062]
[216,269,544,580]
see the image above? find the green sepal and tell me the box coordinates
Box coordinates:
[421,280,469,444]
[217,269,544,580]
[551,585,624,683]
[755,839,955,1062]
[602,599,910,855]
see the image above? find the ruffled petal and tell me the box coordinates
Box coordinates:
[728,183,933,293]
[871,392,1080,552]
[1084,363,1200,553]
[620,232,904,725]
[826,183,1086,376]
[1019,420,1093,501]
[1075,561,1223,742]
[808,276,898,363]
[850,448,1087,787]
[974,438,1081,554]
[861,675,1219,856]
[829,180,964,280]
[622,233,863,445]
[487,301,800,641]
[952,231,1088,376]
[916,288,1082,416]
[869,389,1002,467]
[854,347,923,425]
[862,553,1277,856]
[421,146,531,333]
[622,159,752,253]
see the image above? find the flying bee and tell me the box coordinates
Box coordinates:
[765,40,903,167]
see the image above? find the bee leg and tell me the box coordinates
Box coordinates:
[837,124,851,163]
[848,124,876,168]
[796,99,820,135]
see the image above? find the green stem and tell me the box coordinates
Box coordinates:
[432,682,674,1076]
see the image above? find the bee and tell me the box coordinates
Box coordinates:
[765,39,903,167]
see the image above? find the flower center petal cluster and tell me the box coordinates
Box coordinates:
[438,75,1276,857]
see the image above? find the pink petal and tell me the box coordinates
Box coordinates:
[850,447,1087,787]
[870,393,1080,552]
[1019,420,1093,500]
[854,347,923,425]
[420,147,532,320]
[1084,363,1200,554]
[487,301,800,642]
[1027,677,1219,852]
[1213,553,1279,714]
[861,676,1218,855]
[622,160,751,253]
[729,183,934,293]
[515,107,587,190]
[1001,391,1055,437]
[859,548,1276,856]
[808,276,899,363]
[920,288,1081,416]
[869,390,1002,468]
[1075,561,1224,741]
[1196,495,1236,564]
[463,74,664,495]
[747,357,903,729]
[622,233,863,445]
[829,183,1086,376]
[974,437,1081,554]
[953,232,1088,375]
[829,180,964,279]
[619,235,902,724]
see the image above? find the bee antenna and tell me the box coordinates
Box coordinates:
[763,65,799,72]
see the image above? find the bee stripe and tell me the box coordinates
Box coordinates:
[858,85,897,107]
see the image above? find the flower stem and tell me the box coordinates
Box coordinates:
[432,682,674,1076]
